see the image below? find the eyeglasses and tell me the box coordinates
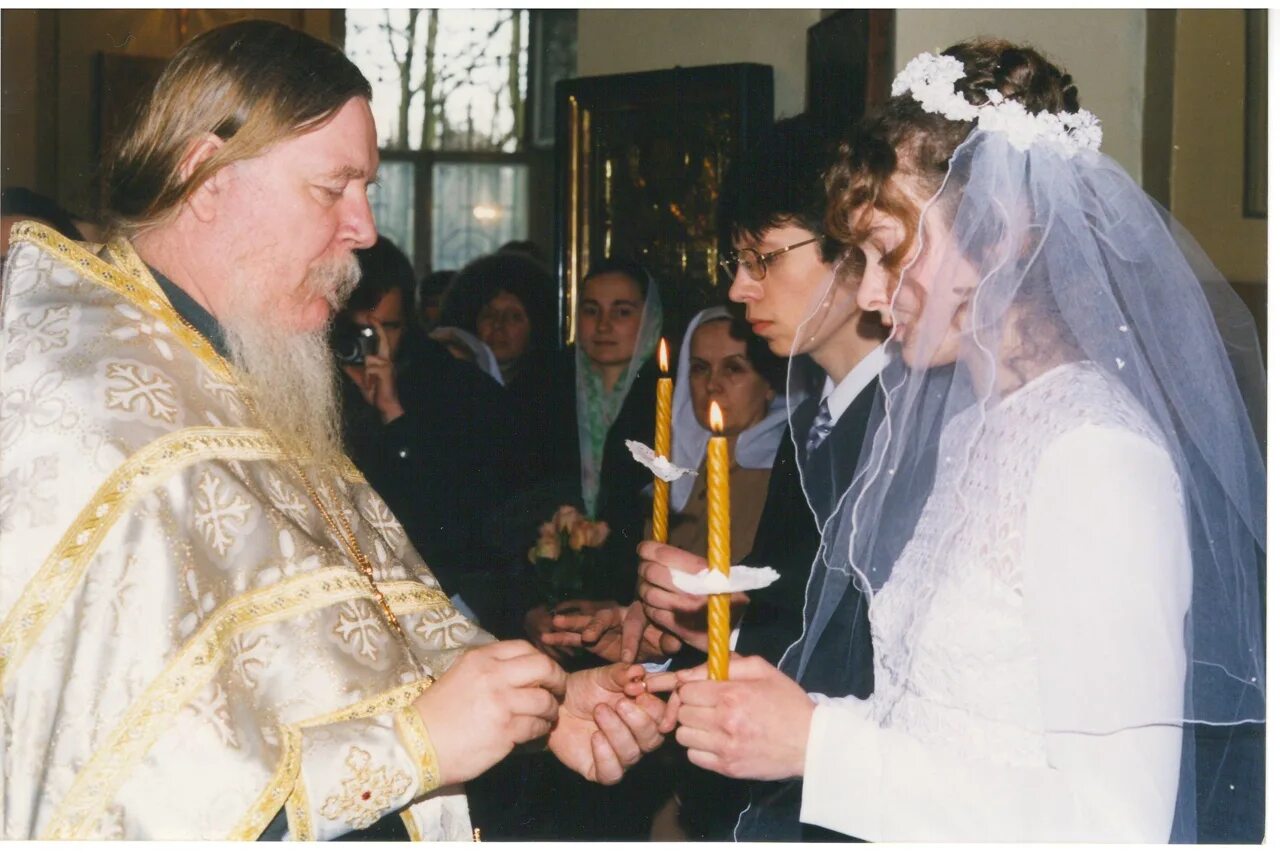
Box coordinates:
[719,236,820,282]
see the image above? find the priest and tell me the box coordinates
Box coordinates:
[0,20,664,841]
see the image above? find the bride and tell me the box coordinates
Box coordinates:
[648,38,1265,842]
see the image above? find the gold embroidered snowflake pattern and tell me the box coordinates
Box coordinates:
[264,474,312,529]
[334,600,386,662]
[413,605,472,650]
[5,304,71,368]
[229,630,275,689]
[180,681,240,749]
[362,492,406,552]
[193,469,252,557]
[104,361,179,422]
[1,369,75,450]
[0,453,59,533]
[199,370,245,415]
[107,303,177,363]
[319,746,411,829]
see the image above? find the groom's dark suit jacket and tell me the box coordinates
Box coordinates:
[673,373,882,841]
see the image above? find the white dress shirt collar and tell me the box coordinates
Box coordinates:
[820,343,890,424]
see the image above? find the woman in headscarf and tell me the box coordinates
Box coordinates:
[524,257,664,641]
[662,306,788,560]
[540,305,793,665]
[486,259,666,843]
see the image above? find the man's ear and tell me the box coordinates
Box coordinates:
[178,133,227,223]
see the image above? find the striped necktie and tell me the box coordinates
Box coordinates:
[805,397,834,455]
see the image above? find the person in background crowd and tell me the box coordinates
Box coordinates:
[440,250,572,487]
[427,324,505,385]
[522,258,664,654]
[497,239,549,266]
[339,235,520,622]
[540,305,791,841]
[662,307,788,559]
[415,268,454,331]
[475,259,665,843]
[541,306,788,664]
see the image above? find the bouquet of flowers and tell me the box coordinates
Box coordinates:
[527,505,610,607]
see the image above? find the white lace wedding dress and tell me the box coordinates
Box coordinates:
[798,362,1190,841]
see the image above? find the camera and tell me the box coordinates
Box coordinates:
[331,317,379,366]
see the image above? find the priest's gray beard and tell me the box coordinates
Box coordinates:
[222,254,361,469]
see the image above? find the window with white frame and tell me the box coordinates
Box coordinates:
[345,9,575,274]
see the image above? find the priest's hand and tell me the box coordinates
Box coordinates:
[548,663,670,784]
[545,599,682,663]
[413,639,566,787]
[647,655,814,782]
[635,541,750,653]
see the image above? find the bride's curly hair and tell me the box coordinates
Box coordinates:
[826,38,1079,268]
[828,39,1087,384]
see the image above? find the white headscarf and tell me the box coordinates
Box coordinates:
[575,269,663,517]
[669,306,795,512]
[427,326,504,385]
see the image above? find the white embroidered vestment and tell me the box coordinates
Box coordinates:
[1,223,489,840]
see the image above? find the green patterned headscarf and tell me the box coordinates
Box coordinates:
[575,268,663,517]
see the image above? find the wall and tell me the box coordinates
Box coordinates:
[895,9,1147,178]
[577,10,820,119]
[1,10,56,192]
[1168,10,1265,287]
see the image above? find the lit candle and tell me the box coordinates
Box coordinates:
[706,401,731,680]
[652,339,673,543]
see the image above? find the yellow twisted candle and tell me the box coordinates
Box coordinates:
[652,339,672,543]
[706,401,731,680]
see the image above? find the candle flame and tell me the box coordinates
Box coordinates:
[709,401,724,433]
[658,338,669,374]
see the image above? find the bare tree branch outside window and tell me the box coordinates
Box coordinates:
[347,9,528,152]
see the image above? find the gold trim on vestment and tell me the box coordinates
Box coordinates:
[395,704,443,798]
[229,725,303,841]
[295,679,434,731]
[284,742,315,842]
[400,807,424,842]
[9,222,455,839]
[41,569,458,839]
[0,427,282,688]
[276,680,434,842]
[7,222,366,485]
[42,567,386,839]
[380,580,454,615]
[8,221,233,383]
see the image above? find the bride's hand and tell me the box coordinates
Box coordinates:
[668,655,815,781]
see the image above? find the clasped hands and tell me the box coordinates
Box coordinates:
[527,541,749,662]
[412,639,670,787]
[527,541,817,782]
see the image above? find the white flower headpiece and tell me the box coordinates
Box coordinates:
[891,52,1102,157]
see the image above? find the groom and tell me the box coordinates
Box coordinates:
[633,115,888,840]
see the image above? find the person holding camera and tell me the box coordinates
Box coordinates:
[338,236,521,617]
